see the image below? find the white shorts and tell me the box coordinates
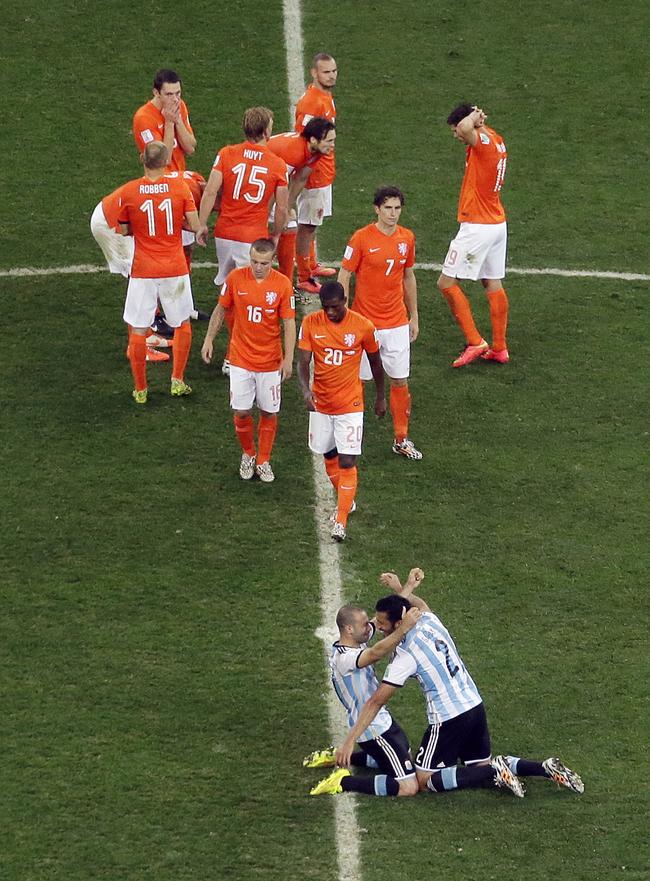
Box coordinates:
[229,365,282,413]
[308,411,364,456]
[296,185,332,226]
[182,229,196,247]
[90,202,134,277]
[360,324,410,380]
[442,221,507,281]
[123,275,194,328]
[214,238,253,285]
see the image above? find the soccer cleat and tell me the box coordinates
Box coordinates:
[309,768,350,796]
[132,388,148,405]
[239,453,256,480]
[392,438,423,460]
[146,346,170,362]
[303,748,337,768]
[452,339,489,368]
[312,264,337,278]
[255,461,275,483]
[491,755,526,798]
[331,522,346,542]
[296,277,322,294]
[481,347,509,364]
[221,358,231,376]
[171,378,192,397]
[146,333,173,349]
[542,757,584,794]
[329,501,356,525]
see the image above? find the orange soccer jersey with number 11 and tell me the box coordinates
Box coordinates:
[299,309,379,415]
[220,266,295,372]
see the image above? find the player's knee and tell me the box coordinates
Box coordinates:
[397,777,419,797]
[417,772,432,792]
[437,274,452,293]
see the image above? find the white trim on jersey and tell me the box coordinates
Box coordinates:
[329,643,393,741]
[383,612,482,723]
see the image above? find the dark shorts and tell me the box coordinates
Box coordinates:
[415,702,491,771]
[360,719,415,780]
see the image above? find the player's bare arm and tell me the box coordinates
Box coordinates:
[185,210,201,235]
[288,166,311,209]
[174,113,196,156]
[336,683,397,767]
[367,350,386,417]
[455,107,485,146]
[297,349,316,410]
[271,185,289,242]
[201,304,226,363]
[403,267,419,342]
[197,169,223,245]
[380,568,429,611]
[281,318,296,382]
[356,607,421,668]
[337,267,352,299]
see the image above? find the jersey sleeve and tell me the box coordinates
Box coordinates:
[279,279,296,319]
[341,230,363,273]
[383,644,417,687]
[298,316,313,350]
[333,647,364,676]
[274,157,289,189]
[133,108,161,152]
[361,321,380,355]
[219,277,234,309]
[212,147,225,171]
[405,232,416,269]
[180,181,197,213]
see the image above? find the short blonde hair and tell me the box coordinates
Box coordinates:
[242,106,273,141]
[143,141,169,169]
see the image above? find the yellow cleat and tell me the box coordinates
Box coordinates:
[171,378,192,397]
[132,389,148,405]
[309,768,350,796]
[303,748,337,769]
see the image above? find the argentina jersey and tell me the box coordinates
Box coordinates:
[329,642,393,741]
[383,611,482,723]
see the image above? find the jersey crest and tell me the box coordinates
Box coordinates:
[398,241,408,256]
[265,291,278,305]
[344,333,356,347]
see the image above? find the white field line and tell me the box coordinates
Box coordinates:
[282,3,361,881]
[2,259,649,281]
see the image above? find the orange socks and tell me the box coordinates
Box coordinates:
[234,415,256,457]
[277,231,296,282]
[441,284,482,346]
[487,287,509,351]
[128,332,147,391]
[309,239,318,273]
[172,320,192,381]
[257,414,278,465]
[337,466,358,526]
[297,254,312,283]
[324,455,340,489]
[390,384,411,443]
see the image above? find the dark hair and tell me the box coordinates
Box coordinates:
[153,69,181,92]
[320,280,345,302]
[375,594,412,624]
[373,186,405,208]
[250,237,275,255]
[446,103,475,126]
[302,117,336,142]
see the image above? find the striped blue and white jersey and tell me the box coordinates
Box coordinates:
[329,640,393,742]
[383,611,482,723]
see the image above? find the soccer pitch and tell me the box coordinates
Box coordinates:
[2,2,648,880]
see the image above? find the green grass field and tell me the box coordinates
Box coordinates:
[2,2,649,880]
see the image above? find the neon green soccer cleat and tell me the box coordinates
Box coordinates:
[171,378,192,397]
[132,388,148,405]
[309,768,350,796]
[303,748,337,768]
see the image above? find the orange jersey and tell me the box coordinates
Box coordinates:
[212,141,288,243]
[294,84,335,189]
[457,126,507,224]
[101,183,129,230]
[342,223,416,330]
[220,266,295,372]
[299,309,379,415]
[267,131,322,174]
[132,99,194,172]
[117,175,196,278]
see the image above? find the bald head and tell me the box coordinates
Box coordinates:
[336,604,365,631]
